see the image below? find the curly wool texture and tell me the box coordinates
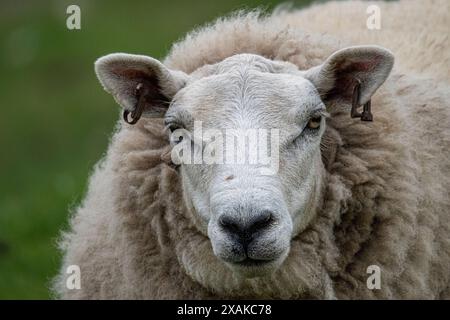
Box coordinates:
[54,0,450,299]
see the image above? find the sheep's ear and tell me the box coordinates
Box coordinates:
[95,53,188,118]
[304,46,394,106]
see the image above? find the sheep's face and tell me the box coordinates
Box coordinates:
[165,54,326,277]
[95,47,393,278]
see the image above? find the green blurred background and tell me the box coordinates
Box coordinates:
[0,0,312,299]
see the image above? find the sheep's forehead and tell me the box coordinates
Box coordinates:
[189,54,299,79]
[172,57,321,129]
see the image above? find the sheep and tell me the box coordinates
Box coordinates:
[54,0,450,299]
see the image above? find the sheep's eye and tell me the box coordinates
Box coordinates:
[166,123,181,133]
[306,116,321,130]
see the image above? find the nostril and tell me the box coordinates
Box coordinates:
[219,215,240,234]
[248,211,274,234]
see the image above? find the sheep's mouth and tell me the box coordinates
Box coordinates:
[230,258,274,267]
[225,256,283,278]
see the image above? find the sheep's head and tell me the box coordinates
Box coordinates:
[95,46,393,279]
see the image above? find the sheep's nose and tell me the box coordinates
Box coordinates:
[219,211,274,248]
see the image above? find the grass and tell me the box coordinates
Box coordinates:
[0,0,311,299]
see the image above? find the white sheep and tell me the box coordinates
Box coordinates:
[54,0,450,299]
